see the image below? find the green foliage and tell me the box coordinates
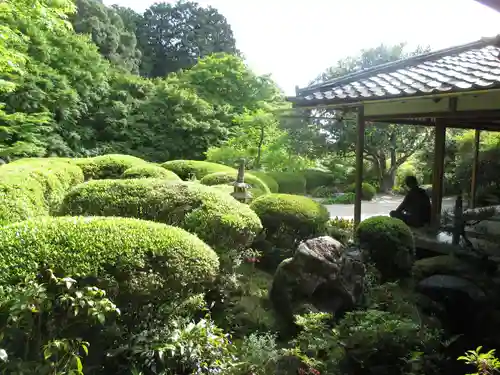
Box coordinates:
[0,159,83,225]
[458,346,500,375]
[250,194,329,269]
[162,160,235,180]
[200,171,271,193]
[138,2,238,78]
[325,192,356,204]
[74,154,148,180]
[59,179,262,253]
[0,270,120,374]
[210,184,266,200]
[346,182,377,201]
[356,216,415,280]
[0,216,219,296]
[250,171,279,193]
[122,165,181,180]
[325,217,354,244]
[302,169,336,192]
[310,185,339,198]
[268,172,307,194]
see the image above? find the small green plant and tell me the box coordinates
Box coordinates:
[325,192,355,204]
[458,346,500,375]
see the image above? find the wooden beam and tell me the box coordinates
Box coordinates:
[470,129,481,208]
[354,106,365,227]
[431,119,446,226]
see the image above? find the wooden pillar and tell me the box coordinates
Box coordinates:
[431,119,446,227]
[470,129,481,209]
[354,106,365,227]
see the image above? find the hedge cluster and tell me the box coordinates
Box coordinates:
[249,171,279,193]
[267,172,306,194]
[210,184,266,199]
[161,160,235,180]
[200,171,271,194]
[74,154,148,180]
[346,182,377,201]
[356,216,415,280]
[0,216,219,299]
[59,179,262,252]
[250,194,330,270]
[122,165,181,180]
[0,159,84,225]
[303,169,336,192]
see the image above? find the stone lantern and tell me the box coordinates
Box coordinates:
[231,159,252,203]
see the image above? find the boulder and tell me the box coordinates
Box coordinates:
[418,274,486,302]
[269,236,365,324]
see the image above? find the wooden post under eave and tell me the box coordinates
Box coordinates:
[354,106,365,227]
[431,119,446,227]
[470,129,481,209]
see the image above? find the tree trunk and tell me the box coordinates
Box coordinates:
[255,125,265,169]
[380,169,396,193]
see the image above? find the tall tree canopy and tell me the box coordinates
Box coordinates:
[137,1,238,77]
[310,43,432,191]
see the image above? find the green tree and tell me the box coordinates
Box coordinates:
[312,43,432,192]
[137,1,238,78]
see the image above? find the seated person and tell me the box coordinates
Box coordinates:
[390,176,431,228]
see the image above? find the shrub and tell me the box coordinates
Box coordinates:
[346,182,377,201]
[267,172,306,194]
[356,216,415,280]
[122,165,181,180]
[59,179,262,253]
[0,160,84,225]
[303,169,336,192]
[311,185,339,198]
[250,171,279,193]
[325,217,354,244]
[161,160,235,180]
[74,154,148,180]
[200,171,271,193]
[210,184,266,199]
[0,216,219,298]
[325,192,355,204]
[250,194,329,270]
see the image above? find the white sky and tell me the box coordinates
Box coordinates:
[103,0,500,95]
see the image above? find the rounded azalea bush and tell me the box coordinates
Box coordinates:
[303,169,336,192]
[346,182,377,201]
[250,193,330,270]
[210,184,266,199]
[249,170,279,193]
[59,179,262,253]
[0,159,84,225]
[122,165,181,180]
[161,160,235,180]
[356,215,415,280]
[200,171,271,193]
[74,154,148,180]
[0,216,219,300]
[267,172,306,194]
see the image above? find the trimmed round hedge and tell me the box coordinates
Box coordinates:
[303,169,336,192]
[74,154,148,180]
[267,172,306,194]
[210,184,266,199]
[250,194,330,270]
[356,216,415,280]
[0,160,84,225]
[249,171,279,193]
[346,182,377,201]
[59,179,262,252]
[0,216,219,299]
[161,160,235,180]
[200,171,271,193]
[122,165,181,180]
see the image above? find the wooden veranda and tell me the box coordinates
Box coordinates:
[288,36,500,228]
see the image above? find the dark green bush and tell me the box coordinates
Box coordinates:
[311,185,339,198]
[200,171,271,193]
[0,216,219,297]
[303,169,336,192]
[249,171,279,193]
[267,172,306,194]
[0,160,84,225]
[122,165,181,180]
[74,154,148,180]
[161,160,235,180]
[346,182,377,201]
[356,216,415,280]
[250,194,329,270]
[59,179,262,253]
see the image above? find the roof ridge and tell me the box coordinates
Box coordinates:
[298,35,500,97]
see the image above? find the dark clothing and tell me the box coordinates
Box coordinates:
[391,187,431,227]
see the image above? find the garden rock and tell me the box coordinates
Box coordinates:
[269,236,365,324]
[417,274,486,301]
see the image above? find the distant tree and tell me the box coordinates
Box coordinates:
[137,1,238,77]
[310,43,433,192]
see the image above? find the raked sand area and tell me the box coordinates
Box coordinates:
[323,195,457,221]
